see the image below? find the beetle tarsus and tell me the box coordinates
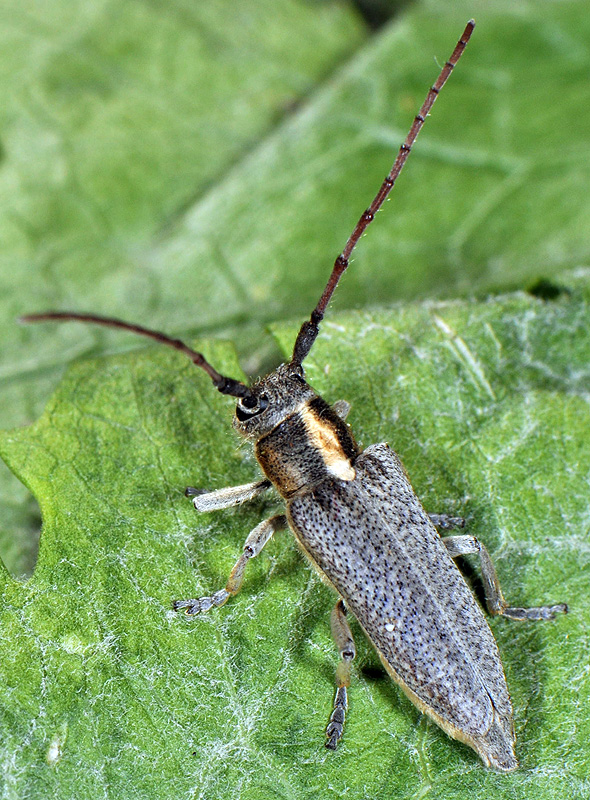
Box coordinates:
[502,603,568,621]
[172,589,230,615]
[325,686,348,750]
[184,486,206,497]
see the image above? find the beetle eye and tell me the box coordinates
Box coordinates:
[235,394,268,422]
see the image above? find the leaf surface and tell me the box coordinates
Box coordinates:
[2,0,590,573]
[0,0,365,573]
[0,272,588,799]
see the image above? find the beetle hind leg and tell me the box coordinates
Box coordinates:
[326,598,356,750]
[442,534,568,621]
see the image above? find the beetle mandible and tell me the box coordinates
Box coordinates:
[22,20,568,771]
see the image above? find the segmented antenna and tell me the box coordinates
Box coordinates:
[19,312,254,400]
[291,19,476,366]
[21,22,474,395]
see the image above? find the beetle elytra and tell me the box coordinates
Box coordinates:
[22,20,568,771]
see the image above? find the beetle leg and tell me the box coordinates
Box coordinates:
[429,513,466,531]
[442,534,568,621]
[331,400,351,421]
[185,479,272,511]
[173,514,287,615]
[326,598,356,750]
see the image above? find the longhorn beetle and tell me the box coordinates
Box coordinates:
[22,20,567,771]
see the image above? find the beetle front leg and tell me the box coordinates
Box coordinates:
[331,400,351,421]
[442,534,568,621]
[173,514,287,615]
[326,598,356,750]
[185,479,271,511]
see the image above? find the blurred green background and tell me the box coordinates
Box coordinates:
[1,0,588,578]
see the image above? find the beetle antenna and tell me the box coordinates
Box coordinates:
[19,312,254,399]
[291,19,475,366]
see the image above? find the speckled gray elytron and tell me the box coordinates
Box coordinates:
[289,441,516,769]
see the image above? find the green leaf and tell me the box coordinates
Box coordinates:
[2,0,590,575]
[1,271,588,798]
[0,0,366,574]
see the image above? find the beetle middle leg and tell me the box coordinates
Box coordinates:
[173,514,287,615]
[442,534,568,621]
[326,598,356,750]
[429,513,466,531]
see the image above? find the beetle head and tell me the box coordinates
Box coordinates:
[232,363,316,439]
